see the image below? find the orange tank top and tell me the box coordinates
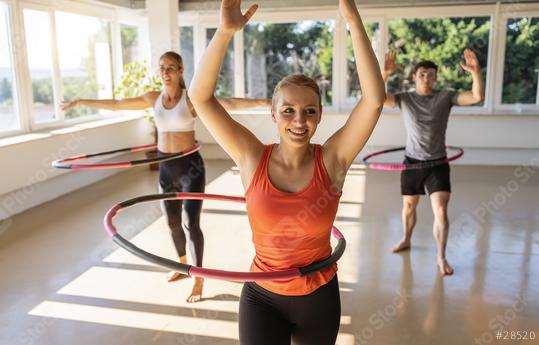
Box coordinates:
[245,144,342,296]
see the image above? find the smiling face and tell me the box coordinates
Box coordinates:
[159,56,184,87]
[271,85,322,147]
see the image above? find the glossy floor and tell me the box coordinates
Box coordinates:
[1,162,538,345]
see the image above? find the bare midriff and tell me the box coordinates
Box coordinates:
[157,130,196,153]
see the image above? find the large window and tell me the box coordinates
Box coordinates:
[502,17,539,105]
[179,26,194,87]
[120,24,139,67]
[3,4,539,139]
[56,11,113,120]
[23,9,57,124]
[207,28,234,97]
[1,2,147,138]
[0,3,18,133]
[244,21,334,106]
[387,16,491,106]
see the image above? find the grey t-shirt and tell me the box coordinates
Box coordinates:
[395,90,459,160]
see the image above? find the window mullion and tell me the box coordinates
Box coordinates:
[234,29,245,98]
[492,12,507,111]
[111,20,122,94]
[10,0,31,133]
[487,2,503,113]
[333,15,346,112]
[379,17,388,69]
[50,9,65,123]
[193,24,206,82]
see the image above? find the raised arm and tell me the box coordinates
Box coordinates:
[61,92,158,112]
[188,0,262,167]
[324,0,386,170]
[382,50,400,108]
[456,48,485,106]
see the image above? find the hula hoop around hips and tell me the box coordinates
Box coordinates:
[362,146,464,171]
[52,143,200,170]
[104,192,346,282]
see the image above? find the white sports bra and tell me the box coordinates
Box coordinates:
[154,90,195,132]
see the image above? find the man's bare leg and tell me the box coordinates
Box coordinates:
[393,195,420,252]
[429,191,454,275]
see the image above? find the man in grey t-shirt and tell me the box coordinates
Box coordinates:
[383,49,485,276]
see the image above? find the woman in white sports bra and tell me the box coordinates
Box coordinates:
[62,51,269,302]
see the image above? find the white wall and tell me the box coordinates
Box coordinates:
[0,116,154,222]
[196,111,539,166]
[1,109,537,225]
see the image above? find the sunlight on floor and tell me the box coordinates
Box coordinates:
[27,165,368,343]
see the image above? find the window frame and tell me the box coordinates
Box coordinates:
[0,0,25,137]
[248,8,339,112]
[178,24,195,88]
[338,16,384,112]
[366,4,496,115]
[49,8,116,126]
[0,0,145,139]
[116,10,149,79]
[3,1,539,140]
[20,3,64,130]
[201,24,239,98]
[494,9,539,113]
[179,2,539,116]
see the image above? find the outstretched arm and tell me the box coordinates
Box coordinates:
[188,0,262,167]
[456,48,485,106]
[217,97,271,111]
[60,92,157,112]
[187,96,270,118]
[382,50,400,108]
[324,0,385,170]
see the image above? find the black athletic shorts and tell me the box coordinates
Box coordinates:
[401,156,451,195]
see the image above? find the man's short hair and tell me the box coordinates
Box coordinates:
[414,60,438,75]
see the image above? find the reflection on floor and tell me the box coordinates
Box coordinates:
[0,161,538,345]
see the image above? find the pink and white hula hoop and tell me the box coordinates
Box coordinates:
[362,146,464,171]
[104,192,346,282]
[52,143,200,170]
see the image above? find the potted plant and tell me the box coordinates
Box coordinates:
[114,61,162,170]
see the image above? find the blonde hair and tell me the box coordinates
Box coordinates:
[159,51,187,89]
[272,74,322,111]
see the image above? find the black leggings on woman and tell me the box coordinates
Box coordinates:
[239,276,341,345]
[159,151,205,267]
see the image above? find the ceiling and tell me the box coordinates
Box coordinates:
[99,0,539,11]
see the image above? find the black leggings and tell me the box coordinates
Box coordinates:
[239,276,341,345]
[159,151,205,267]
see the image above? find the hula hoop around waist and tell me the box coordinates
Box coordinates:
[52,143,200,170]
[362,146,464,171]
[104,192,346,282]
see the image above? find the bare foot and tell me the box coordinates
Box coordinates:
[186,277,204,303]
[392,239,411,253]
[166,271,188,282]
[437,258,454,276]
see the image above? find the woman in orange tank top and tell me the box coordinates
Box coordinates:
[189,0,385,344]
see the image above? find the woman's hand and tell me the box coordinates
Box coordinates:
[60,100,78,111]
[219,0,258,34]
